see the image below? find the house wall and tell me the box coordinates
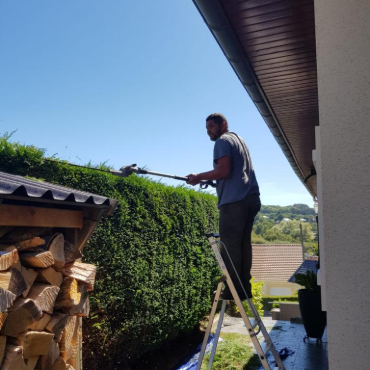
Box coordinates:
[260,281,300,296]
[315,1,370,369]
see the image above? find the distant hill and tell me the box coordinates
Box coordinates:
[253,204,318,254]
[259,203,316,223]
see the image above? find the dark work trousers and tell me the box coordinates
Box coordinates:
[219,193,261,295]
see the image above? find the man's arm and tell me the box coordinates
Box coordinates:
[187,156,231,186]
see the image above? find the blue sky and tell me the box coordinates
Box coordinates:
[0,0,314,207]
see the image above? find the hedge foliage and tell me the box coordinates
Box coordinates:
[0,135,220,369]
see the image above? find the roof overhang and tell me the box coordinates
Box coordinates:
[0,171,118,216]
[193,0,318,197]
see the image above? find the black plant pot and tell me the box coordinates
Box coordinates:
[298,288,327,339]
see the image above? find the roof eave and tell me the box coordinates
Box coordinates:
[192,0,316,198]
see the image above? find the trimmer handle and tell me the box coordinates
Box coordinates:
[200,180,217,189]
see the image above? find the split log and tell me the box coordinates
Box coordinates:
[67,358,77,369]
[20,251,54,268]
[0,336,6,366]
[0,299,43,337]
[64,240,82,264]
[0,227,49,244]
[60,316,79,362]
[0,268,27,297]
[0,345,38,370]
[73,289,89,317]
[12,259,22,274]
[45,313,68,342]
[50,356,67,370]
[27,283,60,314]
[37,267,63,287]
[0,248,18,271]
[58,262,96,291]
[29,313,51,331]
[37,340,60,370]
[0,313,8,330]
[55,278,88,315]
[21,267,38,298]
[9,331,54,358]
[70,284,88,316]
[43,233,65,269]
[15,237,45,251]
[0,287,16,313]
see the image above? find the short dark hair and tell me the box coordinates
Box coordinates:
[206,113,228,130]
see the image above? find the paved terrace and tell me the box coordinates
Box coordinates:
[215,316,328,370]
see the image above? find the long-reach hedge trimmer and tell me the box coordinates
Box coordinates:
[116,164,216,189]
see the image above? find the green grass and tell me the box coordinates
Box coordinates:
[201,333,261,370]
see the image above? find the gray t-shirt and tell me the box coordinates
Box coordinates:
[213,132,259,207]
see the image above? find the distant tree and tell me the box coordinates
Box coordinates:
[273,220,315,242]
[253,205,316,245]
[251,231,266,244]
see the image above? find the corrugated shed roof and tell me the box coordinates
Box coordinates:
[251,244,303,282]
[288,259,318,283]
[0,171,117,214]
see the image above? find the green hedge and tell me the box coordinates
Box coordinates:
[0,136,220,369]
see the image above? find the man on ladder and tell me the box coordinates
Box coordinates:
[187,113,261,300]
[187,114,285,370]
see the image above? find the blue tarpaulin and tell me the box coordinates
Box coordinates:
[175,334,215,370]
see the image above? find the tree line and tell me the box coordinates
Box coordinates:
[252,203,318,256]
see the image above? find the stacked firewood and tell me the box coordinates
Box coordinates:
[0,227,96,370]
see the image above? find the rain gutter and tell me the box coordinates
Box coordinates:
[192,0,315,197]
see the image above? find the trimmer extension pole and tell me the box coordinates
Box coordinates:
[117,164,216,189]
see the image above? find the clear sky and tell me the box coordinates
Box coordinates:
[0,0,314,207]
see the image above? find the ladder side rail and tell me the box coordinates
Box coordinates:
[229,284,274,370]
[207,237,272,369]
[207,236,285,370]
[207,299,227,370]
[195,278,224,370]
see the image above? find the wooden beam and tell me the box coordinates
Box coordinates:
[0,336,6,366]
[0,205,83,228]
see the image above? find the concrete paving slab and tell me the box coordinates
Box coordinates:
[211,315,328,370]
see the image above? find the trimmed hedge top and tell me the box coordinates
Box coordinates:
[0,136,220,369]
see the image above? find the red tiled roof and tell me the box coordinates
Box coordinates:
[251,244,303,282]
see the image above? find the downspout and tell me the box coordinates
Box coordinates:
[192,0,315,197]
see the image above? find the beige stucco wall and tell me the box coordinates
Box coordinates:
[315,0,370,368]
[261,281,300,296]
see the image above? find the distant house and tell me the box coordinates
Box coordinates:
[282,218,291,222]
[251,244,303,296]
[288,256,319,284]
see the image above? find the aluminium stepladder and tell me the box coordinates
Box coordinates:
[195,233,285,370]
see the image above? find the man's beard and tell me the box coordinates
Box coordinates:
[210,127,222,141]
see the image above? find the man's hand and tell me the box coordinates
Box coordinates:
[187,174,202,186]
